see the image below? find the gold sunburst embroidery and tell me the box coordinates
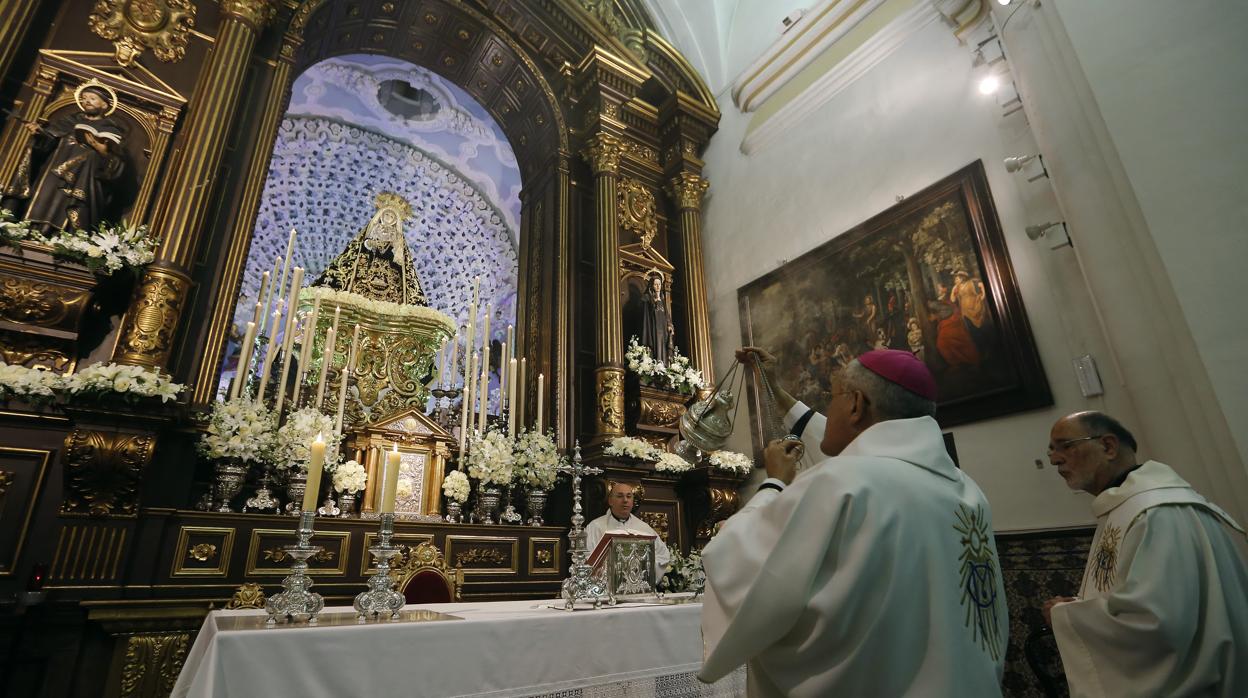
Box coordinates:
[1091,524,1122,592]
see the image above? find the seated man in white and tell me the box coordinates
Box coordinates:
[585,481,671,579]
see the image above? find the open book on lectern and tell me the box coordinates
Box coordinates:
[586,530,656,569]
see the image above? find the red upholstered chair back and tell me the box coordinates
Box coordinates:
[389,542,464,604]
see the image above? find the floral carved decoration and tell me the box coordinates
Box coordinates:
[186,543,217,562]
[88,0,197,67]
[454,548,505,566]
[264,547,335,564]
[61,428,156,517]
[618,178,658,250]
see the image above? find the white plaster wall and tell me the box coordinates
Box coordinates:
[1048,0,1248,468]
[699,19,1111,531]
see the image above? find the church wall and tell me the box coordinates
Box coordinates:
[698,19,1113,532]
[1044,0,1248,482]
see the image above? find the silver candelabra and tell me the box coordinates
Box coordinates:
[265,511,326,625]
[354,513,406,621]
[558,442,611,610]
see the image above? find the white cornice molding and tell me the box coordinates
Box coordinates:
[731,0,891,113]
[740,1,940,155]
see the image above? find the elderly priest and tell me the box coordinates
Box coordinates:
[699,348,1007,696]
[585,480,671,579]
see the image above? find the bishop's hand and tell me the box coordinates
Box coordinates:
[763,438,800,485]
[1042,596,1076,627]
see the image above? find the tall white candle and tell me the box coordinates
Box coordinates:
[437,338,448,388]
[507,358,518,436]
[507,325,514,359]
[498,341,507,409]
[314,326,336,409]
[334,324,361,434]
[273,267,303,415]
[251,273,268,327]
[231,321,258,400]
[291,296,320,407]
[262,256,279,328]
[462,352,478,453]
[447,335,458,389]
[518,358,526,429]
[256,308,281,404]
[536,373,544,433]
[277,228,296,305]
[478,363,489,432]
[480,304,491,417]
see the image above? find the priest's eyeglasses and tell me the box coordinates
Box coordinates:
[1047,435,1103,454]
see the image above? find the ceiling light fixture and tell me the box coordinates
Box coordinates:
[1025,221,1071,249]
[978,74,1002,95]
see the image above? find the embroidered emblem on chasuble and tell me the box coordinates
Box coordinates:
[1091,523,1122,592]
[954,504,1003,660]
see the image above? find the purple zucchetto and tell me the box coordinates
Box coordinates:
[857,349,938,401]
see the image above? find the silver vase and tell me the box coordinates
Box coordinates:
[445,500,463,523]
[214,459,249,513]
[526,487,549,527]
[478,485,502,525]
[339,491,358,518]
[285,471,307,515]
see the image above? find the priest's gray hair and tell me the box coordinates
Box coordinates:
[841,359,936,420]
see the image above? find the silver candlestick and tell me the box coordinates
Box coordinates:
[265,511,326,625]
[354,513,406,621]
[558,442,611,610]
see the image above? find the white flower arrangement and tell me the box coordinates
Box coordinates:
[332,460,367,493]
[655,452,694,473]
[65,363,184,403]
[0,362,61,403]
[604,435,662,461]
[625,336,705,395]
[466,428,516,487]
[300,286,455,333]
[198,397,277,464]
[51,221,156,276]
[275,406,341,473]
[512,429,563,490]
[442,470,471,504]
[708,450,754,475]
[659,548,705,594]
[0,208,38,246]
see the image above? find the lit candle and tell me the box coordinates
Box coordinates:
[256,307,280,404]
[277,228,296,306]
[315,307,341,408]
[302,432,326,512]
[291,296,320,407]
[536,373,544,433]
[231,320,258,400]
[273,267,303,415]
[380,443,402,514]
[507,358,517,436]
[334,324,361,434]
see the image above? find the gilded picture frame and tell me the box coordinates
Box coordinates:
[738,160,1051,444]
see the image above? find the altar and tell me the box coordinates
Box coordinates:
[173,600,745,698]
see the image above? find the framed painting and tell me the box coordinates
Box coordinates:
[737,160,1051,441]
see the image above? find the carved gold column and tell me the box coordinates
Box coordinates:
[191,37,296,403]
[583,133,626,442]
[0,0,41,84]
[669,172,713,380]
[114,0,275,369]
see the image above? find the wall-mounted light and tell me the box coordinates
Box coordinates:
[978,74,1002,95]
[1025,221,1071,249]
[997,0,1012,6]
[1005,153,1050,181]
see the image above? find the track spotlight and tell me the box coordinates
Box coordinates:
[1004,155,1036,172]
[1026,221,1063,241]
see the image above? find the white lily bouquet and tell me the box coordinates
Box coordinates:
[0,363,61,404]
[64,362,184,403]
[625,336,705,395]
[276,406,341,474]
[604,435,661,461]
[466,428,516,487]
[659,548,706,595]
[512,429,564,490]
[442,470,471,504]
[708,450,753,475]
[50,221,156,276]
[655,451,694,474]
[198,397,277,465]
[332,460,367,493]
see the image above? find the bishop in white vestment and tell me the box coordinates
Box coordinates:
[1046,412,1248,697]
[700,350,1007,697]
[585,481,671,578]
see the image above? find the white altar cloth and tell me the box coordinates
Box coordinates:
[172,599,745,698]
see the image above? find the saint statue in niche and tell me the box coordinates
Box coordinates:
[1,79,127,234]
[314,192,428,306]
[640,270,674,364]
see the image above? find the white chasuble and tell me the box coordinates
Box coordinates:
[1050,460,1248,698]
[699,416,1007,697]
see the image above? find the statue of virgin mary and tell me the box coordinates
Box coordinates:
[313,192,427,306]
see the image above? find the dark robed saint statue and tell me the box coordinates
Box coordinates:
[313,191,428,306]
[2,79,126,233]
[641,271,674,364]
